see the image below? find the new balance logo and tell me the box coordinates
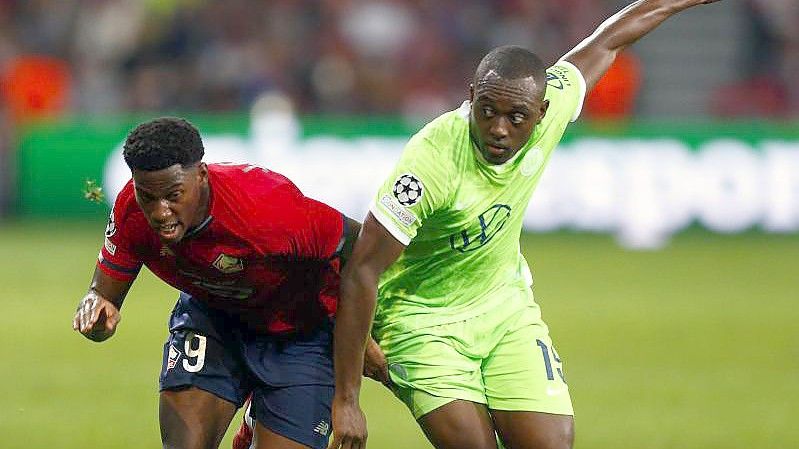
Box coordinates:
[166,345,182,371]
[313,420,330,436]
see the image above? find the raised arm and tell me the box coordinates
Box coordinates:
[330,212,406,449]
[72,267,132,342]
[562,0,721,91]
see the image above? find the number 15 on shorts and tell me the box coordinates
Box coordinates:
[536,339,566,383]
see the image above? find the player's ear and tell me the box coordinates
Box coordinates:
[469,83,475,102]
[537,99,550,124]
[197,162,209,185]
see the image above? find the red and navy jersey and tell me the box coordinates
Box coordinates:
[97,163,345,334]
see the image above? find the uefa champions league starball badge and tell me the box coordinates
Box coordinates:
[393,173,424,206]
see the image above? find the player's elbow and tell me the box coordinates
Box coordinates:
[340,266,378,307]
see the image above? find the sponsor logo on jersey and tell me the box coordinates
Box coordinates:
[104,237,117,255]
[380,194,417,227]
[313,420,330,436]
[213,253,244,274]
[167,345,182,370]
[392,173,424,207]
[449,204,512,253]
[181,270,254,300]
[105,211,116,237]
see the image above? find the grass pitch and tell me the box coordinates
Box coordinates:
[0,221,796,448]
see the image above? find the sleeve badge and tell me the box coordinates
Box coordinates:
[393,173,424,207]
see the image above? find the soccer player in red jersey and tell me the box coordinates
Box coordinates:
[72,117,359,449]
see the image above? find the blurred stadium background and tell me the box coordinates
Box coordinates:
[0,0,797,448]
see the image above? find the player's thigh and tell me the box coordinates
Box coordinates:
[482,307,572,416]
[159,293,251,448]
[159,293,251,406]
[244,323,335,449]
[160,387,238,449]
[491,411,574,449]
[381,326,486,419]
[253,421,313,449]
[250,384,333,449]
[417,399,498,449]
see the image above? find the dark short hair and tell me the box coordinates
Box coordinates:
[474,45,547,93]
[123,117,204,171]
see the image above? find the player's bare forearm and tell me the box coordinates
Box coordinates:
[562,0,722,90]
[89,266,132,310]
[330,214,405,448]
[334,267,379,400]
[334,213,404,398]
[330,242,379,449]
[72,266,133,342]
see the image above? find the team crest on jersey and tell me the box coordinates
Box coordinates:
[167,345,182,370]
[521,148,544,177]
[105,211,116,237]
[104,237,117,256]
[213,253,244,274]
[393,173,424,207]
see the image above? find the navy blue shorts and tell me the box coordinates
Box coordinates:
[159,293,334,449]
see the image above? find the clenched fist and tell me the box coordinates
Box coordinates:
[72,291,121,342]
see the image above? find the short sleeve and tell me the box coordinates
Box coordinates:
[545,60,587,124]
[369,130,450,245]
[96,188,143,282]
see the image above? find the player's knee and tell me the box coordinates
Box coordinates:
[529,423,573,449]
[497,418,573,449]
[439,436,498,449]
[161,422,221,449]
[162,433,216,449]
[425,427,498,449]
[551,423,574,449]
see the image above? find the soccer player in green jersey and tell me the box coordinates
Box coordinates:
[329,1,723,448]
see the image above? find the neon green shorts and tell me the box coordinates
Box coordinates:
[379,295,573,419]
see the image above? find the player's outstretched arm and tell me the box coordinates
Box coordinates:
[72,266,132,342]
[562,0,722,91]
[331,212,405,449]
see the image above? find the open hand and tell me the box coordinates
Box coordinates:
[72,291,121,342]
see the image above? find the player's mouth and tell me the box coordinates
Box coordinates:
[157,222,181,241]
[484,143,510,161]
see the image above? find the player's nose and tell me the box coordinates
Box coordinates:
[151,200,175,223]
[489,117,509,140]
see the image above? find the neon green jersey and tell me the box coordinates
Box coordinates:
[371,61,586,334]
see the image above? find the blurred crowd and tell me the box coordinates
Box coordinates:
[0,0,624,123]
[0,0,798,124]
[712,0,799,118]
